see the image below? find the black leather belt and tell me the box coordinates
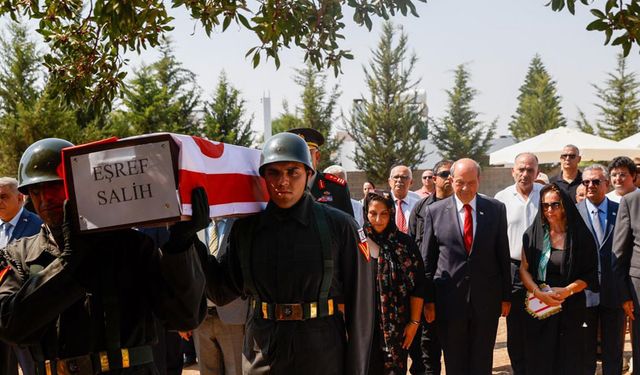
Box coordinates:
[252,299,335,321]
[38,346,153,375]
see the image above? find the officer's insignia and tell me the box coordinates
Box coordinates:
[357,228,370,262]
[317,194,333,202]
[324,173,347,186]
[0,265,10,284]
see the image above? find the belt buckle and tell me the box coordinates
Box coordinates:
[276,304,303,320]
[121,348,130,368]
[99,352,109,373]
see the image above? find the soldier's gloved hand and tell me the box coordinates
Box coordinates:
[61,199,83,256]
[164,187,211,253]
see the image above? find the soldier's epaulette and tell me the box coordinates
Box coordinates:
[323,173,347,186]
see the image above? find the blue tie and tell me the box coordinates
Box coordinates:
[0,222,11,249]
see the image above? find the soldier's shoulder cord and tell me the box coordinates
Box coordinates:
[323,173,347,187]
[0,248,27,281]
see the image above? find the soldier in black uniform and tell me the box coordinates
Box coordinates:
[0,138,207,375]
[287,127,355,216]
[202,132,375,374]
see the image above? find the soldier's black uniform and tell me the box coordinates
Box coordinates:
[310,172,355,216]
[202,192,374,375]
[0,227,205,375]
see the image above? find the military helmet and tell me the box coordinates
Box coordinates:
[17,138,74,194]
[259,133,314,176]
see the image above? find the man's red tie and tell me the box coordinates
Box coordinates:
[396,200,408,233]
[463,204,473,254]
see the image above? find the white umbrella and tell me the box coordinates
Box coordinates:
[489,127,640,165]
[619,132,640,148]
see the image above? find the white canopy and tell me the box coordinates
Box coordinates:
[489,127,640,165]
[619,132,640,148]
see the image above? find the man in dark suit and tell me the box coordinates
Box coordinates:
[0,177,43,375]
[578,165,624,375]
[613,188,640,373]
[421,158,511,375]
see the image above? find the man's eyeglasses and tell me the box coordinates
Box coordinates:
[541,202,562,210]
[436,171,451,178]
[560,154,578,160]
[581,179,601,187]
[422,175,434,180]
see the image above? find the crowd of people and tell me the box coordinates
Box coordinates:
[1,131,640,375]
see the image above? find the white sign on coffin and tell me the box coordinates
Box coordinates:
[68,138,181,231]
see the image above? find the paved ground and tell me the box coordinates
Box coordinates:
[182,317,633,374]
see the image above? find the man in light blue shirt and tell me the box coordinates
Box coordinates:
[577,165,624,375]
[0,177,42,375]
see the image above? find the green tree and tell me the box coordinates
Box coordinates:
[430,64,496,163]
[549,0,640,57]
[0,1,425,110]
[202,71,255,147]
[113,38,201,137]
[509,54,566,141]
[287,62,343,171]
[271,101,304,135]
[592,53,640,140]
[346,22,427,183]
[0,23,82,176]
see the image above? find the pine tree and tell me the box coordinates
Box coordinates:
[202,71,255,147]
[114,37,201,137]
[593,53,640,140]
[430,64,496,163]
[0,23,82,176]
[270,101,303,134]
[509,54,566,141]
[270,63,342,171]
[346,22,427,183]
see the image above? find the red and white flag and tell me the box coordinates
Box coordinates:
[168,134,268,217]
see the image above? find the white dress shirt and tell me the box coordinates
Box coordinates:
[606,187,640,203]
[453,194,477,239]
[391,190,421,220]
[494,184,542,260]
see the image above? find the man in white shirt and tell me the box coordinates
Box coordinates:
[388,165,420,234]
[494,153,542,375]
[606,156,639,203]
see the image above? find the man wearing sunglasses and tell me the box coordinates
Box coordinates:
[578,165,624,375]
[415,169,435,199]
[494,153,542,375]
[408,159,453,375]
[551,145,583,202]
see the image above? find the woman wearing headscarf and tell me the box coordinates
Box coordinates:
[519,183,599,375]
[363,191,425,375]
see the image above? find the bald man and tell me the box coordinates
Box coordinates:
[421,159,511,375]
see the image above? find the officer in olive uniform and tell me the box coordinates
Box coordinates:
[202,132,375,374]
[0,138,207,375]
[286,128,355,216]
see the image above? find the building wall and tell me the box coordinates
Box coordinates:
[346,167,517,200]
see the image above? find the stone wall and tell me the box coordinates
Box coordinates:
[346,167,519,200]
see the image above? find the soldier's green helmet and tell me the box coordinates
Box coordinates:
[259,133,314,176]
[17,138,74,194]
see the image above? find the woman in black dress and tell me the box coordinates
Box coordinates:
[363,192,425,375]
[519,183,598,375]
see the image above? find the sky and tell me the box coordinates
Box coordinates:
[119,0,639,139]
[3,1,639,140]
